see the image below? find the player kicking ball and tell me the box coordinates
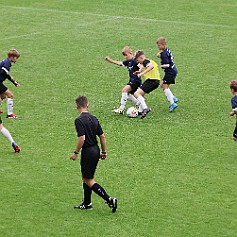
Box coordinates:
[0,49,21,118]
[157,37,179,112]
[0,116,20,152]
[105,46,142,114]
[70,96,117,212]
[133,50,161,119]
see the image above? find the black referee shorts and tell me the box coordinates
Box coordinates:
[0,82,8,95]
[233,123,237,139]
[81,145,100,179]
[140,79,160,94]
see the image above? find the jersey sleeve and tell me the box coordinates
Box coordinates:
[96,122,104,136]
[161,51,170,64]
[1,60,11,74]
[143,60,152,68]
[75,119,85,137]
[122,60,129,67]
[231,98,237,110]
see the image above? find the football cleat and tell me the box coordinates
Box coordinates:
[173,97,179,103]
[6,113,21,119]
[113,108,124,115]
[107,197,118,213]
[141,108,151,119]
[74,202,93,210]
[169,103,178,112]
[12,142,20,153]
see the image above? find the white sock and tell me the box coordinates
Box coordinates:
[137,95,147,110]
[164,88,174,105]
[127,94,138,104]
[138,105,143,113]
[120,93,128,111]
[7,98,14,115]
[1,127,14,144]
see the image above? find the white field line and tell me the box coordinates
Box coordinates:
[1,5,237,29]
[77,17,120,27]
[0,32,42,41]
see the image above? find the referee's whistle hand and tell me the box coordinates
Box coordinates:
[70,154,77,160]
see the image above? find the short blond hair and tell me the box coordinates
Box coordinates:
[122,46,132,56]
[157,37,166,45]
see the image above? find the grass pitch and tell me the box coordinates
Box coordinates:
[0,0,237,236]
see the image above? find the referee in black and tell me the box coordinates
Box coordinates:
[70,96,117,213]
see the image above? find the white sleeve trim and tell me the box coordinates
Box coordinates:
[1,67,9,74]
[232,108,237,111]
[146,62,153,67]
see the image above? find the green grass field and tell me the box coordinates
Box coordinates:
[0,0,237,236]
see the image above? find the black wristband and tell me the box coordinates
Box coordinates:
[74,151,79,154]
[102,151,106,154]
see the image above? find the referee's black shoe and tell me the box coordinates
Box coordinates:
[141,108,151,119]
[74,202,93,210]
[107,197,117,213]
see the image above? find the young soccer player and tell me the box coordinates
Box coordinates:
[0,49,21,118]
[229,80,237,141]
[0,116,20,152]
[70,96,117,212]
[133,50,161,119]
[105,46,141,114]
[157,37,179,112]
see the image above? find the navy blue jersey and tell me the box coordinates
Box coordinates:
[231,95,237,121]
[160,48,177,74]
[0,58,12,82]
[122,59,141,83]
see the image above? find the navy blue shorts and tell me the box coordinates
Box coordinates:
[127,81,141,94]
[0,82,8,94]
[163,72,177,85]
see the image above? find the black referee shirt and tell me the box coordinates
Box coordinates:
[75,112,103,148]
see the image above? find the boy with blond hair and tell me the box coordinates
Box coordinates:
[133,50,161,119]
[105,46,141,114]
[0,49,21,118]
[157,37,179,112]
[229,80,237,141]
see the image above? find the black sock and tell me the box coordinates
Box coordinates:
[91,183,110,202]
[83,183,92,205]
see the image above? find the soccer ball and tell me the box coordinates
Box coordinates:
[126,107,138,118]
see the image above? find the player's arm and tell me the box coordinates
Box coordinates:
[134,64,144,75]
[0,68,20,87]
[230,108,237,116]
[70,135,85,160]
[104,56,123,66]
[99,133,107,159]
[160,52,170,69]
[137,62,154,78]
